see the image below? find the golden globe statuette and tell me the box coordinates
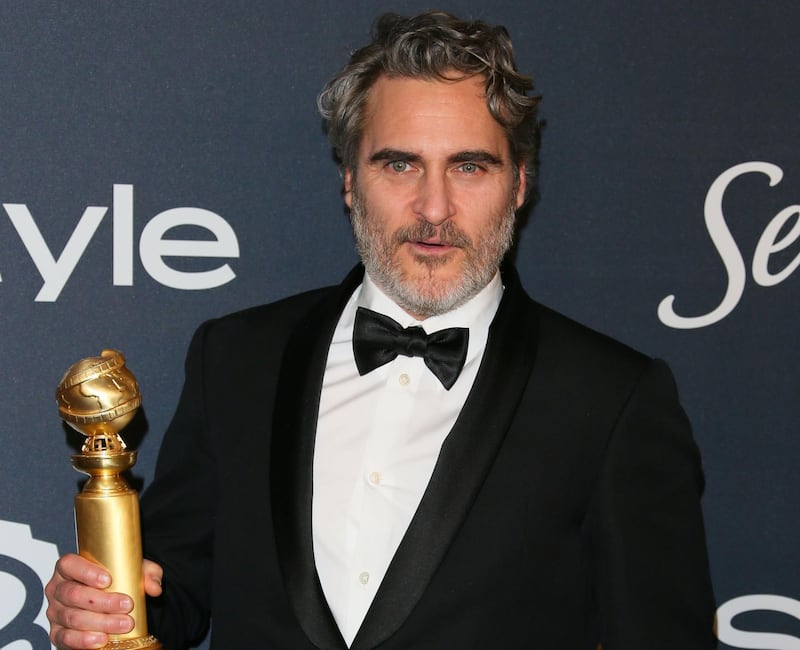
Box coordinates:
[56,350,161,650]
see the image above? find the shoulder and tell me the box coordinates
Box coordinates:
[534,302,649,368]
[211,285,336,333]
[501,264,650,377]
[186,284,341,362]
[519,302,691,462]
[195,265,365,346]
[523,298,671,403]
[497,266,662,396]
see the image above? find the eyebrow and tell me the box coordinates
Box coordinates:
[369,149,421,164]
[368,148,505,167]
[448,150,504,167]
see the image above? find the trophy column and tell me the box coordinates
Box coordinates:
[57,350,161,650]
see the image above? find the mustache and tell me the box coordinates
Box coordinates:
[392,220,472,248]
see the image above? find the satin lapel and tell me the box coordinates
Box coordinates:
[270,266,364,650]
[351,267,540,650]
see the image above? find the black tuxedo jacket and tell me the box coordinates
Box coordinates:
[141,265,716,650]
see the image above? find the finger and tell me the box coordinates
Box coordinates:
[143,559,163,597]
[51,623,109,650]
[55,554,112,589]
[63,608,134,634]
[52,579,133,615]
[47,591,134,647]
[49,606,134,648]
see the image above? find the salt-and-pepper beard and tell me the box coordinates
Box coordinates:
[349,185,517,319]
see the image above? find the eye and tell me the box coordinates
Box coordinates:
[389,160,411,173]
[458,162,480,174]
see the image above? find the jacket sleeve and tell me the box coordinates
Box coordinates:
[140,322,217,649]
[587,359,717,649]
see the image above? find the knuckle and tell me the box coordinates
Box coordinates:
[54,553,72,576]
[57,580,81,605]
[62,607,80,630]
[46,601,61,626]
[61,628,97,650]
[53,625,77,650]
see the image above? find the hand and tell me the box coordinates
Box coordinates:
[45,553,163,649]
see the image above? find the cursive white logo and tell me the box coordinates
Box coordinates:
[658,161,799,329]
[717,594,800,649]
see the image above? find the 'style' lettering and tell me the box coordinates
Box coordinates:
[1,184,240,301]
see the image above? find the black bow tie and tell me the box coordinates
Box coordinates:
[353,307,469,390]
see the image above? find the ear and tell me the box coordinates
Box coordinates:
[515,163,527,209]
[343,168,354,208]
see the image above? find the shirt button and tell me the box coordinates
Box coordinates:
[359,571,370,585]
[398,373,410,386]
[368,471,381,485]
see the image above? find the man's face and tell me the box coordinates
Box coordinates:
[344,74,526,320]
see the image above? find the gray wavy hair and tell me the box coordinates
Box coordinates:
[317,11,542,204]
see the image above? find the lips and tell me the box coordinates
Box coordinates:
[408,239,459,254]
[408,233,464,248]
[394,221,472,251]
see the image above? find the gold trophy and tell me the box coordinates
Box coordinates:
[56,350,161,650]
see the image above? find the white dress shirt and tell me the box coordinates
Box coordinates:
[312,271,503,646]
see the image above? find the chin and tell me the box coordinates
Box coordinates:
[398,274,471,314]
[403,252,461,277]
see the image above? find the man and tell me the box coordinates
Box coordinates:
[46,11,716,649]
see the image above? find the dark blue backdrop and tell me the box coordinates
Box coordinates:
[1,3,798,648]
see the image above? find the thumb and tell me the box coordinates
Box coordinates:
[142,559,163,597]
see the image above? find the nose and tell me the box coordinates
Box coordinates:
[412,171,455,225]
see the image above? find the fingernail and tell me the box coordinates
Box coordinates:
[119,597,132,611]
[117,616,134,631]
[97,573,111,587]
[85,633,106,647]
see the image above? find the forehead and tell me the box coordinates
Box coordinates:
[360,74,510,158]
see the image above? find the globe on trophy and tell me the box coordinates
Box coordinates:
[56,349,161,650]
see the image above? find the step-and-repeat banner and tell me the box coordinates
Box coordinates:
[1,3,797,648]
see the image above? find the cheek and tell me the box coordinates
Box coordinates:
[367,198,409,231]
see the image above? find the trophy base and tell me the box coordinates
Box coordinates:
[101,634,162,650]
